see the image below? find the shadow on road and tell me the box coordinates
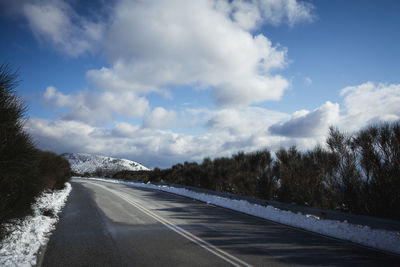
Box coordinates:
[122,185,400,266]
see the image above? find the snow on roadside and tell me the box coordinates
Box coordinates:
[0,183,72,266]
[87,177,400,255]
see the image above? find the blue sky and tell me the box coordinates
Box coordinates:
[1,0,400,168]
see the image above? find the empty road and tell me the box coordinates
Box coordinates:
[40,178,400,266]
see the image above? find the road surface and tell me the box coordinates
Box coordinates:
[40,178,400,266]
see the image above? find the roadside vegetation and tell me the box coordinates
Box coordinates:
[0,64,71,240]
[113,122,400,220]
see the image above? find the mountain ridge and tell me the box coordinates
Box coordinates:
[62,153,149,176]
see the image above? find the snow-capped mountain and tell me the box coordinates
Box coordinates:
[62,153,149,175]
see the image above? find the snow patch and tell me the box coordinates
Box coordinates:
[62,153,148,174]
[0,183,72,266]
[87,177,400,255]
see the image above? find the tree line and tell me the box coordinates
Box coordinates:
[0,64,71,239]
[114,122,400,220]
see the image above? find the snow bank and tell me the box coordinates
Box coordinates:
[88,177,400,255]
[0,183,72,266]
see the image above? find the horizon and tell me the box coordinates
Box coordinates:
[1,0,399,168]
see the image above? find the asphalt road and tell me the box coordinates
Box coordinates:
[40,178,400,266]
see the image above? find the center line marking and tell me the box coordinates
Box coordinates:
[91,182,252,267]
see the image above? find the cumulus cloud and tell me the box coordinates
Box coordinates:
[2,0,316,106]
[2,0,316,118]
[7,0,329,167]
[86,65,170,97]
[26,118,224,167]
[143,107,178,128]
[230,0,315,30]
[206,107,289,136]
[26,118,97,153]
[26,106,321,167]
[43,86,149,125]
[340,82,400,131]
[101,0,294,107]
[268,82,400,141]
[23,112,258,168]
[4,0,105,56]
[261,0,315,26]
[268,83,400,141]
[230,0,262,30]
[269,101,340,138]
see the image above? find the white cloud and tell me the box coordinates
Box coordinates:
[231,0,262,30]
[10,0,331,167]
[8,0,400,171]
[269,101,340,138]
[206,107,289,136]
[143,107,178,129]
[43,86,149,125]
[19,0,104,56]
[86,65,169,96]
[267,82,400,142]
[100,0,293,107]
[5,0,316,125]
[3,0,315,107]
[340,82,400,132]
[26,118,97,153]
[230,0,315,30]
[280,0,315,26]
[26,106,320,167]
[26,118,224,167]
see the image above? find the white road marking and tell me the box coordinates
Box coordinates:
[90,182,252,267]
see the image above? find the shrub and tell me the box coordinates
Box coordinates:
[354,123,400,219]
[275,146,310,205]
[113,170,151,182]
[327,127,363,213]
[0,64,71,239]
[0,64,38,226]
[34,150,71,190]
[147,123,400,220]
